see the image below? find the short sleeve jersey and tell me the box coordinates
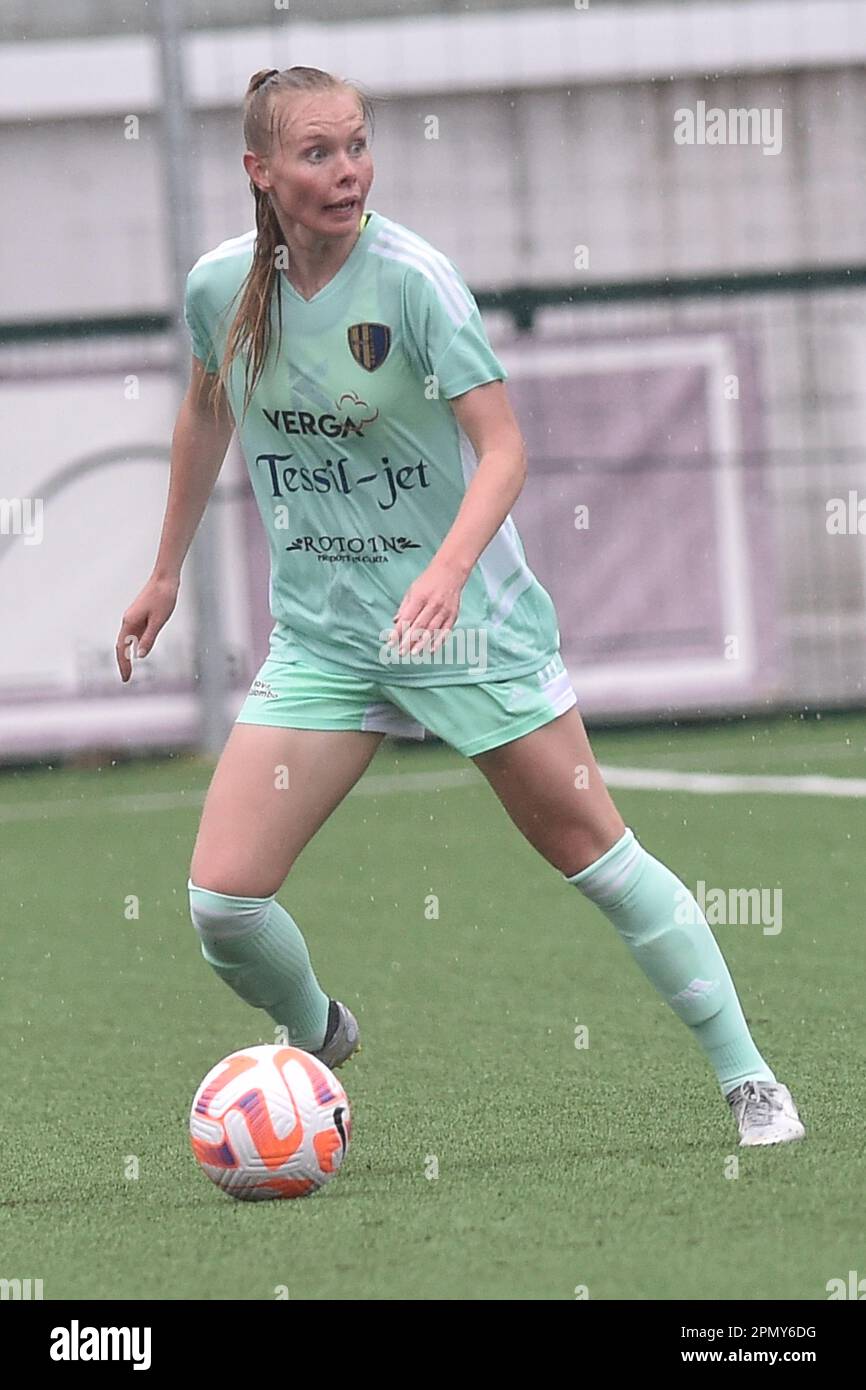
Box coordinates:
[184,209,560,685]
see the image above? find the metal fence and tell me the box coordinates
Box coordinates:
[485,279,866,717]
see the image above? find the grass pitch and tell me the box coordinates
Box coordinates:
[1,712,863,1300]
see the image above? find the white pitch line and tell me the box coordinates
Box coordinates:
[1,763,866,826]
[602,767,866,797]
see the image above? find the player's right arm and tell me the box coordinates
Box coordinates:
[115,354,235,683]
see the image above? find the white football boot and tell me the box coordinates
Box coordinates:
[726,1080,805,1146]
[310,1000,361,1070]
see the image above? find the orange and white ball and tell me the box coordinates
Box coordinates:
[189,1044,351,1200]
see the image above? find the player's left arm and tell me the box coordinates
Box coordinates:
[389,379,527,655]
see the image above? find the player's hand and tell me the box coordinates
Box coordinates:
[115,575,179,682]
[389,556,468,657]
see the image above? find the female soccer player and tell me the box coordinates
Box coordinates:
[117,66,803,1147]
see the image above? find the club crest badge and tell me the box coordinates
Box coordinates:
[347,323,391,371]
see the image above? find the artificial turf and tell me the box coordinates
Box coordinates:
[1,712,863,1299]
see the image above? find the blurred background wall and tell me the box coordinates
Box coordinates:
[2,1,864,760]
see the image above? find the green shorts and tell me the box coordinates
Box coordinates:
[235,651,577,758]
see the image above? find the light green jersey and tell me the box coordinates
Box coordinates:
[184,209,560,685]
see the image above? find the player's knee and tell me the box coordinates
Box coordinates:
[188,878,274,938]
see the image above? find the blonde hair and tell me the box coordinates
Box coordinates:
[205,66,375,420]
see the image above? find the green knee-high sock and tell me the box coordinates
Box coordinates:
[564,829,776,1096]
[188,880,330,1051]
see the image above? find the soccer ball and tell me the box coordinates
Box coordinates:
[189,1044,351,1200]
